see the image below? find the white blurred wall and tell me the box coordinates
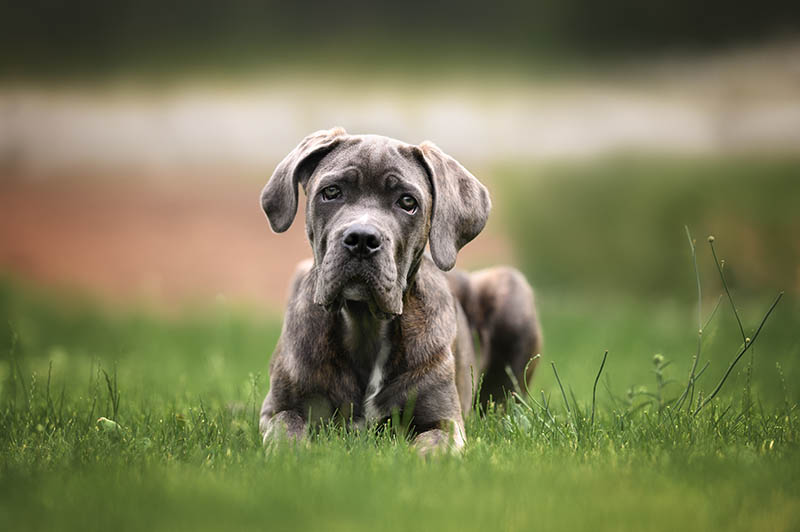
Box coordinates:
[2,43,799,175]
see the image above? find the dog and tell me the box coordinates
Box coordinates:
[259,128,541,454]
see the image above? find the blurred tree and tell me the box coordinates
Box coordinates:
[1,0,798,78]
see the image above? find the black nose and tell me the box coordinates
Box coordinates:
[342,224,382,258]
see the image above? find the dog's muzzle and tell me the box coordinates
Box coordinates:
[313,222,403,318]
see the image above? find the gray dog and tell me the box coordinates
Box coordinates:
[259,128,541,454]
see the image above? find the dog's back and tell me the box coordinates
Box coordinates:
[447,267,541,407]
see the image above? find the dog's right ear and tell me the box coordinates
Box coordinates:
[261,127,347,233]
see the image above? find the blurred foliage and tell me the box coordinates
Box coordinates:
[499,156,800,301]
[1,0,798,79]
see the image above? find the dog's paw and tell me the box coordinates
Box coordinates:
[260,411,307,449]
[412,425,465,458]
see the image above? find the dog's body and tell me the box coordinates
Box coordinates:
[259,128,540,453]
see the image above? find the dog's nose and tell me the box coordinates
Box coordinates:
[342,224,382,258]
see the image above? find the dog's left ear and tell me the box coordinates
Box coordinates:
[415,141,491,271]
[261,127,347,233]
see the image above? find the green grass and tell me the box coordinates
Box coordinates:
[1,268,798,531]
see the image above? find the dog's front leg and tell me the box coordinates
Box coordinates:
[373,371,467,456]
[260,410,307,446]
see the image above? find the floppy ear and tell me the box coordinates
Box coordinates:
[416,141,491,271]
[261,127,347,233]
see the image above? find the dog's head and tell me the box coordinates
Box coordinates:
[261,127,490,318]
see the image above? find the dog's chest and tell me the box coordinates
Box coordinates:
[341,310,392,420]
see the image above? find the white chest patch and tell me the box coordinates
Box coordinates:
[363,336,391,423]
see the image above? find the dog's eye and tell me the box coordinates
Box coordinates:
[321,185,342,201]
[396,195,418,213]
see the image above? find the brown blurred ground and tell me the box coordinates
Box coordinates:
[0,176,513,310]
[3,43,798,310]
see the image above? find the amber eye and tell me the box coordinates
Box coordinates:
[321,185,341,201]
[396,194,418,213]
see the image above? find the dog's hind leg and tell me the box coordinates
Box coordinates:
[448,267,541,405]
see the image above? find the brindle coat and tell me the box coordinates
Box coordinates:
[259,128,541,453]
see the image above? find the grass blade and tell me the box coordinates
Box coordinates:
[591,350,608,426]
[694,291,783,415]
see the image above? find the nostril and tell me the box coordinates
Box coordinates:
[344,232,359,248]
[365,234,381,250]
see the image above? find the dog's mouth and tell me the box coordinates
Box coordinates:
[313,258,403,319]
[321,278,397,320]
[341,282,372,303]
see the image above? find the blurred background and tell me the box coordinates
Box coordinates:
[1,1,799,403]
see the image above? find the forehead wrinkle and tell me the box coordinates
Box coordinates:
[382,168,402,189]
[314,167,360,188]
[322,138,429,197]
[383,172,425,198]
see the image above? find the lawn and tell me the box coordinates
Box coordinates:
[2,155,799,531]
[1,278,797,531]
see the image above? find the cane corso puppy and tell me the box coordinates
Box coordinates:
[259,128,541,454]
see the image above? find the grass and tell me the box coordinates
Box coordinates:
[1,255,798,530]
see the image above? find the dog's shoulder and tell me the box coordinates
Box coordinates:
[286,258,313,302]
[409,255,455,309]
[279,260,337,362]
[399,255,459,366]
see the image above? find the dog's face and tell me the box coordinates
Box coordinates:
[261,128,491,318]
[304,135,432,317]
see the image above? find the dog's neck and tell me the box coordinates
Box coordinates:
[340,300,392,365]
